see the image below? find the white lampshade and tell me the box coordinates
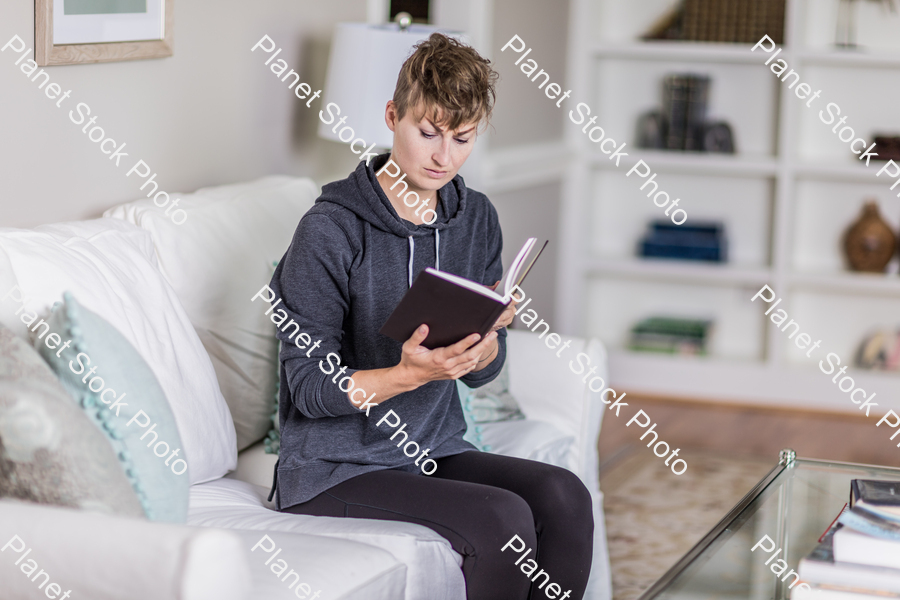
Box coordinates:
[318,22,464,150]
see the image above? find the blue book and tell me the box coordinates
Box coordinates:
[639,220,727,262]
[838,505,900,541]
[650,222,723,236]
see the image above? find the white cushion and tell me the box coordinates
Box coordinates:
[229,440,279,489]
[506,330,612,600]
[105,176,318,451]
[506,330,606,446]
[0,499,251,600]
[227,427,574,495]
[0,219,237,484]
[233,528,406,600]
[188,479,466,600]
[476,419,575,469]
[0,250,17,336]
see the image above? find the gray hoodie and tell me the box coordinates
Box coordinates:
[269,153,507,508]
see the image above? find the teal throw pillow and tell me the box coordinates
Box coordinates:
[457,378,490,452]
[33,293,189,523]
[457,360,525,451]
[264,341,281,456]
[458,359,524,423]
[264,260,281,456]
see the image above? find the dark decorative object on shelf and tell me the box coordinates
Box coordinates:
[836,0,896,48]
[843,201,896,272]
[389,0,429,23]
[856,328,900,371]
[703,122,735,153]
[663,75,692,150]
[643,0,786,44]
[636,112,666,149]
[639,220,728,262]
[676,75,710,150]
[868,135,900,162]
[637,74,735,153]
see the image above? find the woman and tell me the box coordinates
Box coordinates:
[269,33,593,600]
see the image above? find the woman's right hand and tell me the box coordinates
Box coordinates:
[345,325,498,410]
[396,324,498,387]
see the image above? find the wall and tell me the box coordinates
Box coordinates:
[491,181,562,328]
[1,0,367,228]
[485,0,570,325]
[489,0,569,149]
[1,0,569,328]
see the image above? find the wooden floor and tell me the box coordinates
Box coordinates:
[598,395,900,475]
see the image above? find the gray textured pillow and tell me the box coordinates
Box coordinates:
[0,323,145,517]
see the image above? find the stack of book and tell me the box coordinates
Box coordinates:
[797,480,900,598]
[638,221,727,262]
[628,317,712,356]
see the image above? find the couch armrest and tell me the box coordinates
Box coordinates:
[506,329,612,600]
[0,500,251,600]
[505,329,607,499]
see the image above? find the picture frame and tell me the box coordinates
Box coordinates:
[35,0,173,66]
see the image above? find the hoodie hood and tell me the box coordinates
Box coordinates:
[316,153,469,287]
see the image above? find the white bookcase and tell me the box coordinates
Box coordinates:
[556,0,900,412]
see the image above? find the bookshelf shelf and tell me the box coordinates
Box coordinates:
[589,151,779,177]
[588,257,772,287]
[558,0,900,408]
[790,271,900,296]
[798,50,900,69]
[608,349,899,412]
[794,162,886,184]
[591,42,767,64]
[610,348,763,367]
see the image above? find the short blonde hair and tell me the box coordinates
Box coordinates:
[392,33,499,132]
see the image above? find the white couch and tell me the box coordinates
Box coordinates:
[0,177,611,600]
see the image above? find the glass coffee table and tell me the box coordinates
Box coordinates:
[639,449,900,600]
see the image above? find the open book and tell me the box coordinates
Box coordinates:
[379,238,547,349]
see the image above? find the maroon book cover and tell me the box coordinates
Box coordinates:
[379,269,510,349]
[379,238,547,350]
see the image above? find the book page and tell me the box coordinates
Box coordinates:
[426,268,506,303]
[502,237,537,300]
[426,237,544,304]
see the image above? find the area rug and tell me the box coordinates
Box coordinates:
[600,450,774,600]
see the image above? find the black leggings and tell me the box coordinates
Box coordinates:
[279,451,594,600]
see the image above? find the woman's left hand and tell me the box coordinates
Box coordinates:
[487,280,518,332]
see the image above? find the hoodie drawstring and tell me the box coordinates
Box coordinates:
[435,229,440,271]
[407,236,415,288]
[407,230,441,289]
